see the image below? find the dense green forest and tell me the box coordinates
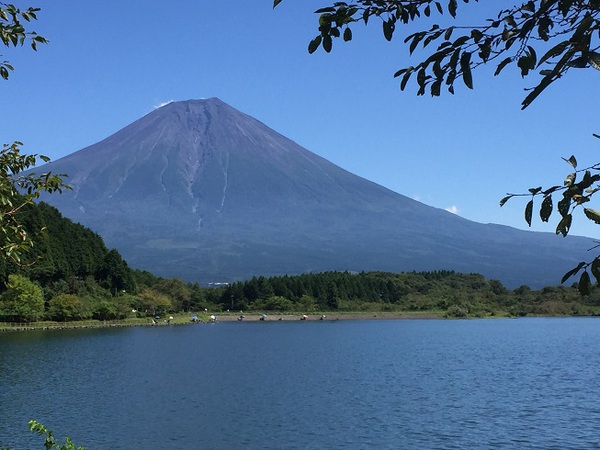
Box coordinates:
[1,201,599,323]
[216,271,600,318]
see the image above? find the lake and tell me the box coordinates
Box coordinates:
[1,317,600,449]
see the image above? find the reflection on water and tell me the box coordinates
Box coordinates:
[1,318,600,449]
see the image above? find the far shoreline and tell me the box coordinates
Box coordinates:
[0,312,445,332]
[3,311,596,333]
[215,312,443,322]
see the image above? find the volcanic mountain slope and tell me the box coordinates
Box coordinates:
[35,98,592,288]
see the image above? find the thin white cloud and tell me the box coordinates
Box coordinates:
[445,205,460,215]
[154,100,174,109]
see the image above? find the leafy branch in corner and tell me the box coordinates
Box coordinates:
[274,0,600,109]
[500,134,600,294]
[0,3,69,266]
[0,2,47,79]
[28,420,85,450]
[0,420,85,450]
[273,1,600,290]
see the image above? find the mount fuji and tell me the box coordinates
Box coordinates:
[33,98,592,288]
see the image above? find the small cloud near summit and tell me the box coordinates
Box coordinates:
[154,100,174,109]
[445,205,460,215]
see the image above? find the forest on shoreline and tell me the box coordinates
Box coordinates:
[1,201,599,324]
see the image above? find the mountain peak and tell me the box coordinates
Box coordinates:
[34,99,593,288]
[152,97,239,119]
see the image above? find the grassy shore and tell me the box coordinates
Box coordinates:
[0,311,449,332]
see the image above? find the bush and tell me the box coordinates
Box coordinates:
[251,296,295,311]
[445,305,469,318]
[0,274,44,322]
[47,294,91,321]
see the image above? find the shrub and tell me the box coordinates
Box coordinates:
[47,294,90,321]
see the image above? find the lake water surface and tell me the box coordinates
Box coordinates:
[1,317,600,449]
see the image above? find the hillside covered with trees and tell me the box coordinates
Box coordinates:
[0,201,137,321]
[216,270,600,318]
[1,202,598,324]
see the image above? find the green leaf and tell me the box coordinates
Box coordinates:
[308,36,321,54]
[564,172,575,186]
[538,41,571,67]
[579,271,592,295]
[448,0,457,18]
[504,14,517,28]
[525,199,533,226]
[562,155,577,169]
[314,7,336,13]
[590,52,600,71]
[499,195,513,207]
[521,73,553,109]
[323,35,332,53]
[517,47,537,76]
[540,195,552,222]
[407,31,425,54]
[494,57,512,76]
[452,36,470,47]
[470,29,483,43]
[567,56,587,68]
[417,68,427,87]
[343,27,352,42]
[383,19,395,41]
[556,213,572,236]
[557,196,570,217]
[460,51,473,89]
[394,68,408,78]
[591,259,600,283]
[430,79,441,96]
[584,208,600,224]
[561,261,585,284]
[400,68,413,90]
[573,13,593,41]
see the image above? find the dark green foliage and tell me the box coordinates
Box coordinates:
[27,420,85,450]
[0,201,138,322]
[502,152,600,295]
[131,269,162,289]
[213,270,596,317]
[0,274,44,321]
[47,294,90,321]
[1,202,114,284]
[1,142,67,265]
[0,4,48,81]
[151,278,192,311]
[92,296,132,320]
[0,201,593,321]
[275,0,600,110]
[97,249,135,295]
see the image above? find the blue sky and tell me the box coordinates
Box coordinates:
[3,1,599,238]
